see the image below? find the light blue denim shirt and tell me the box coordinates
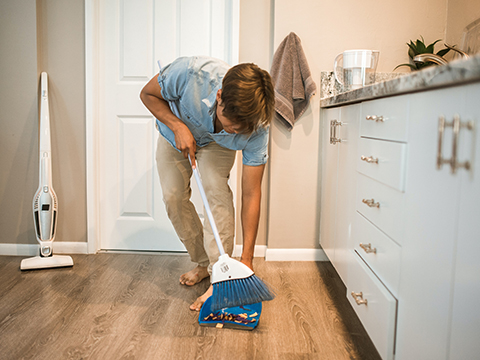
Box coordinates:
[156,56,269,166]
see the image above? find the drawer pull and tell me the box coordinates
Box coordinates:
[359,242,377,254]
[362,198,380,208]
[366,115,384,122]
[361,155,379,164]
[351,291,368,305]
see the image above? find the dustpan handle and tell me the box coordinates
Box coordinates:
[189,154,226,256]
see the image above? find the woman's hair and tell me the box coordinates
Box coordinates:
[220,63,275,134]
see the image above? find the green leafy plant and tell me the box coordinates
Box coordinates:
[394,36,451,71]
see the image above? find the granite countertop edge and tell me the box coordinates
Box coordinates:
[320,55,480,108]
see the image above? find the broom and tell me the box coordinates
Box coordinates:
[188,155,275,311]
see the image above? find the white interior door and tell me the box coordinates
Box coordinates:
[97,0,239,251]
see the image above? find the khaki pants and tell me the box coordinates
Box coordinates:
[156,135,236,274]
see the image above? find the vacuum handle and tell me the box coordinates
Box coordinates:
[41,72,48,97]
[189,154,226,256]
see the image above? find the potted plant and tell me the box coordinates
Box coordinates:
[395,36,451,71]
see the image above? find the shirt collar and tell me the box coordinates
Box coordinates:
[202,84,222,117]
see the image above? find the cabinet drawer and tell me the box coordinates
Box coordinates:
[361,95,409,142]
[357,137,407,191]
[353,212,401,296]
[356,173,406,243]
[347,251,397,360]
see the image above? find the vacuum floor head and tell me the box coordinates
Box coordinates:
[20,255,74,271]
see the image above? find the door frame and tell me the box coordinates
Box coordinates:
[85,0,101,253]
[85,0,241,253]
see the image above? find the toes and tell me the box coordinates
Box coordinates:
[190,298,204,311]
[182,275,199,286]
[180,266,209,287]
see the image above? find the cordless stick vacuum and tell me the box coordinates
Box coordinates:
[20,72,74,270]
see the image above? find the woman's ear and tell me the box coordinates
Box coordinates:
[216,89,222,104]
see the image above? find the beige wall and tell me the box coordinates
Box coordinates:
[265,0,449,249]
[238,0,275,246]
[1,0,478,250]
[0,1,38,245]
[446,0,480,50]
[0,0,86,245]
[37,0,87,244]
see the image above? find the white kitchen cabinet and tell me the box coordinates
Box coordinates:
[355,173,406,246]
[320,107,339,264]
[319,104,360,284]
[448,83,480,360]
[360,95,409,142]
[352,212,401,297]
[347,250,397,360]
[396,86,464,360]
[357,138,407,192]
[321,80,480,360]
[396,83,480,360]
[350,95,408,360]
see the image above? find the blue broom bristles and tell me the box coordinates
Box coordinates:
[211,274,275,311]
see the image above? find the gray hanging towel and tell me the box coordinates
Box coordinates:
[270,32,316,131]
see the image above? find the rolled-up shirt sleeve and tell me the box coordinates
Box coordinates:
[157,57,191,101]
[242,128,269,166]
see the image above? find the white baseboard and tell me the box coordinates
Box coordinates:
[232,245,267,258]
[0,242,89,256]
[265,248,328,261]
[231,245,328,261]
[1,243,328,262]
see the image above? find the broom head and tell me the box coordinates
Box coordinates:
[211,254,275,311]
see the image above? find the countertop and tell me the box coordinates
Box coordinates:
[320,54,480,108]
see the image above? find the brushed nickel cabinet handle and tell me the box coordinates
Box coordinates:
[366,115,384,122]
[436,115,448,170]
[351,291,368,305]
[359,243,377,254]
[451,115,474,174]
[330,120,343,145]
[452,115,460,173]
[334,120,341,144]
[362,198,380,208]
[360,155,378,164]
[329,120,334,144]
[437,115,474,173]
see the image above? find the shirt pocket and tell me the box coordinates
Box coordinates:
[179,103,201,127]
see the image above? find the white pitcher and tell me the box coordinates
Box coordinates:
[334,50,380,91]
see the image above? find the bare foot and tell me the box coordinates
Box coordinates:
[179,265,209,286]
[190,285,213,311]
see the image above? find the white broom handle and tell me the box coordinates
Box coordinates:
[189,155,226,256]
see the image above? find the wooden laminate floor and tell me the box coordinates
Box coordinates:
[0,254,381,360]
